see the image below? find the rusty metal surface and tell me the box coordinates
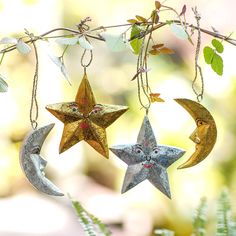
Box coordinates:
[46,74,128,158]
[110,116,185,199]
[175,98,217,169]
[19,123,64,196]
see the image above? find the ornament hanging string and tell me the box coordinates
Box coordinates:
[136,25,152,115]
[29,33,39,130]
[192,7,204,103]
[80,49,93,74]
[78,17,93,74]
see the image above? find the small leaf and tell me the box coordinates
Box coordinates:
[159,47,175,54]
[151,10,159,24]
[0,37,17,44]
[70,198,112,236]
[55,36,79,45]
[130,25,143,54]
[78,36,93,50]
[155,1,161,10]
[166,20,174,25]
[203,46,215,64]
[149,49,160,55]
[16,40,31,54]
[212,39,224,53]
[150,93,165,103]
[0,75,8,92]
[152,44,164,49]
[180,5,187,16]
[127,19,138,24]
[48,52,71,85]
[211,53,223,76]
[170,24,188,40]
[154,229,174,236]
[101,32,128,52]
[135,15,147,23]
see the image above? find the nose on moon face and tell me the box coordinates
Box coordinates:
[189,128,201,144]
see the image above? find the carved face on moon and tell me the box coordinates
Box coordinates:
[19,123,64,196]
[175,98,217,169]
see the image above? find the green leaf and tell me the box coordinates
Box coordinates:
[70,197,111,236]
[203,46,214,64]
[0,37,17,44]
[78,36,93,50]
[101,32,129,52]
[211,53,223,76]
[55,36,79,45]
[0,75,8,92]
[154,229,175,236]
[130,25,143,54]
[166,20,173,25]
[48,52,71,85]
[212,39,224,53]
[193,198,207,236]
[170,23,188,40]
[16,40,31,54]
[135,15,148,22]
[216,189,236,236]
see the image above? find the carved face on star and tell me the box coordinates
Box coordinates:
[110,116,186,198]
[133,144,160,168]
[46,74,128,158]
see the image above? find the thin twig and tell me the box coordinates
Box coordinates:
[0,18,235,56]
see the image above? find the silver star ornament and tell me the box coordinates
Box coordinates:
[110,116,185,198]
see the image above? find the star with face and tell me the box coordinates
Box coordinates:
[46,74,128,158]
[110,116,185,198]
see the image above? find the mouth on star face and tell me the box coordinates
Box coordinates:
[143,163,154,169]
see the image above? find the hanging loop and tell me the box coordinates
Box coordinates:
[197,94,203,103]
[81,49,93,69]
[31,120,38,130]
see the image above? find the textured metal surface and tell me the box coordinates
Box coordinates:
[19,124,64,196]
[110,116,185,199]
[46,74,128,158]
[175,98,217,169]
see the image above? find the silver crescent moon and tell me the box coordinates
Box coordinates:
[20,123,64,196]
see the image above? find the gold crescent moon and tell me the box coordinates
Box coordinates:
[174,98,217,169]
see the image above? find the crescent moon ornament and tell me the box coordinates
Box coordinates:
[20,123,64,196]
[174,98,217,169]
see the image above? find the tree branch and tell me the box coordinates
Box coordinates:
[0,19,235,55]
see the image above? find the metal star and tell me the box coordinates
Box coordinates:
[110,116,185,198]
[46,74,128,158]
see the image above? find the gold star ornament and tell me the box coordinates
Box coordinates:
[46,74,128,158]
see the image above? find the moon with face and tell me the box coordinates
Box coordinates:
[175,98,217,169]
[19,123,64,196]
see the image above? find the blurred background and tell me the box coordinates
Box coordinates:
[0,0,236,235]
